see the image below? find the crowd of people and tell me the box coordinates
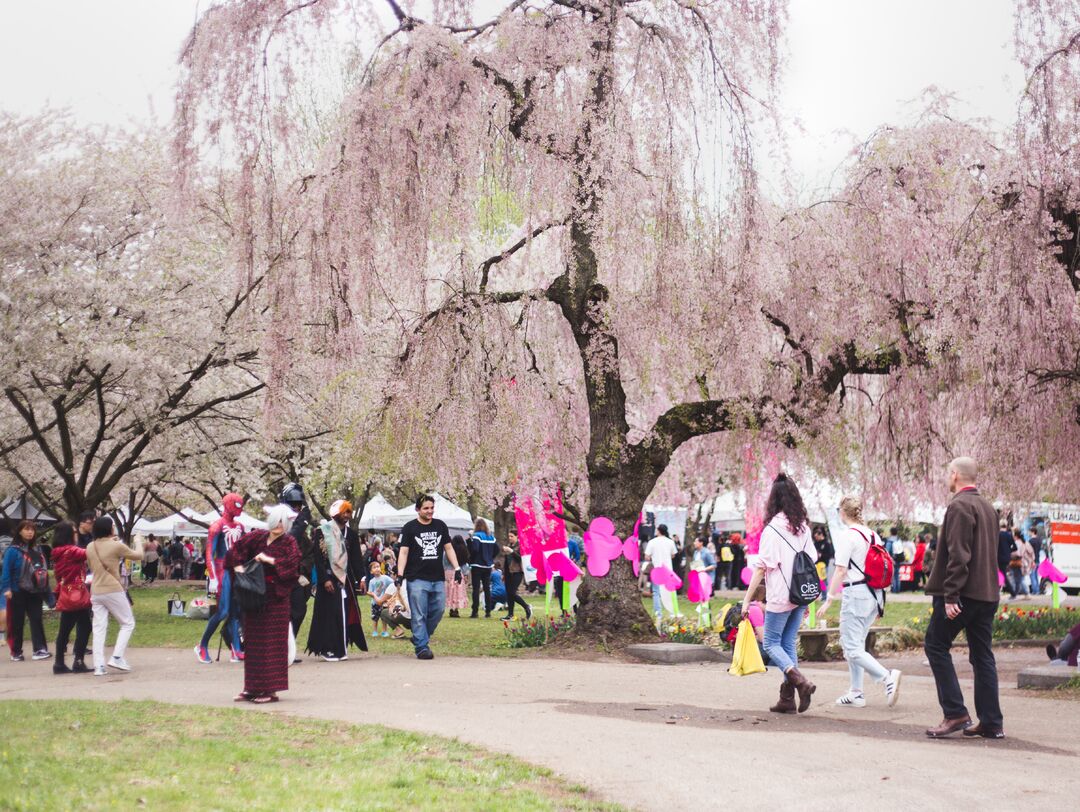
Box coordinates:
[1,456,1060,738]
[2,513,144,674]
[728,459,1006,738]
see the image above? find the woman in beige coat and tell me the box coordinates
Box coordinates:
[86,516,143,675]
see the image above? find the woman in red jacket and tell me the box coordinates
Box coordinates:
[51,522,93,674]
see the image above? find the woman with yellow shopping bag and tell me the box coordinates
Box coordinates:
[729,583,769,675]
[729,618,766,675]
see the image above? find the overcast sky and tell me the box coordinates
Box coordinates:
[0,0,1024,192]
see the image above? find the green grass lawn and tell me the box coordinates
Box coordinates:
[39,582,566,656]
[37,581,927,654]
[0,700,619,812]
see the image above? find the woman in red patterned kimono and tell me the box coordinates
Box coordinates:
[225,505,300,704]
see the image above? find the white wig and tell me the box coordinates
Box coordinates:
[265,504,296,533]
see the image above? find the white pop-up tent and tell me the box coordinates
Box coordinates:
[190,509,267,532]
[133,508,266,537]
[368,493,485,535]
[357,494,398,530]
[133,511,204,537]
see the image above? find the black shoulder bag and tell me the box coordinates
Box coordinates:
[233,558,267,613]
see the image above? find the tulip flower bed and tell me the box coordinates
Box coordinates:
[657,621,706,645]
[906,605,1077,641]
[503,614,577,648]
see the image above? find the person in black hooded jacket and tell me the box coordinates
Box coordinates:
[281,483,317,659]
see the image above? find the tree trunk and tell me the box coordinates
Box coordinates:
[572,462,662,643]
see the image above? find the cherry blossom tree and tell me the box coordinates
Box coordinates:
[0,113,268,520]
[176,0,949,639]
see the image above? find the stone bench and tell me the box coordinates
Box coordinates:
[797,627,895,661]
[1017,665,1079,689]
[627,643,731,664]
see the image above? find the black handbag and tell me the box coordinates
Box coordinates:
[233,558,267,612]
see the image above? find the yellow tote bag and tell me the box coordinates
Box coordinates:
[728,620,766,676]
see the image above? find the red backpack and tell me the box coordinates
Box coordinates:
[850,528,893,590]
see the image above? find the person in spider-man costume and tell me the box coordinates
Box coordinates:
[194,493,245,663]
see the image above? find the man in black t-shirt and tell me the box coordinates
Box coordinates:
[396,494,463,660]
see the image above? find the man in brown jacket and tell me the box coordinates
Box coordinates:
[923,457,1005,739]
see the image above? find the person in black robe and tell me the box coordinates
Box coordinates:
[305,500,367,661]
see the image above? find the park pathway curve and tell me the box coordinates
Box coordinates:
[1,648,1075,810]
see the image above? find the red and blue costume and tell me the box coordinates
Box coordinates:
[195,493,244,663]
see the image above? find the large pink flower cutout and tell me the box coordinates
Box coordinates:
[649,566,682,591]
[1038,558,1067,584]
[584,517,640,577]
[686,569,712,604]
[531,548,583,585]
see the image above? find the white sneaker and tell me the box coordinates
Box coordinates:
[108,656,132,672]
[321,653,339,662]
[32,650,52,661]
[94,665,107,676]
[884,669,902,707]
[835,691,866,708]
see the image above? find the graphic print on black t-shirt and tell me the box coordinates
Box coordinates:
[402,518,451,582]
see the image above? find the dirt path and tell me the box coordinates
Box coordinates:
[1,648,1074,810]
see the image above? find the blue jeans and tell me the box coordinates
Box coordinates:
[763,606,806,675]
[651,582,662,616]
[406,579,445,654]
[200,571,240,651]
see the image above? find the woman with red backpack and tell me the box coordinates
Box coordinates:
[1,520,51,662]
[819,496,901,708]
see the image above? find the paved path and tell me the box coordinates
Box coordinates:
[1,648,1075,810]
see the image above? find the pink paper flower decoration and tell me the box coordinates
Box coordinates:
[1038,558,1067,584]
[583,516,639,577]
[686,570,712,603]
[531,548,551,585]
[547,550,582,582]
[649,566,682,591]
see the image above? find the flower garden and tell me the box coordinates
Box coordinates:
[901,605,1076,642]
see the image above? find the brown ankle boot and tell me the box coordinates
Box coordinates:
[769,680,797,714]
[786,667,816,713]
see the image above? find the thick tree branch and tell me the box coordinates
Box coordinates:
[479,217,568,292]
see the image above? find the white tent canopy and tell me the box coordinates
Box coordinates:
[357,494,398,530]
[133,508,266,537]
[368,493,485,535]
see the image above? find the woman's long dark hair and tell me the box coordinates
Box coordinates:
[52,521,76,549]
[451,534,470,565]
[763,473,809,535]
